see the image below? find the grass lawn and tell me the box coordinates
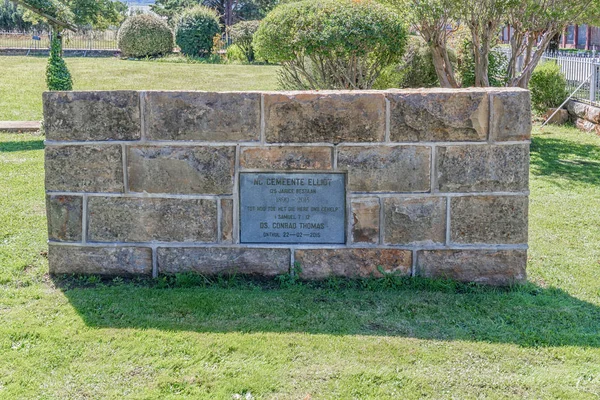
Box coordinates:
[0,56,280,121]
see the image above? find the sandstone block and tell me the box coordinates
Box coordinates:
[435,144,529,192]
[350,198,380,244]
[220,199,233,243]
[575,118,596,133]
[48,245,152,276]
[450,196,528,244]
[337,146,430,192]
[416,249,527,285]
[87,197,217,243]
[127,146,235,194]
[490,90,532,141]
[567,100,588,119]
[542,108,569,125]
[585,104,600,124]
[158,247,290,276]
[264,92,385,143]
[240,146,333,170]
[387,89,488,142]
[46,195,82,242]
[43,91,140,141]
[45,145,123,192]
[295,248,411,279]
[143,91,260,141]
[383,197,446,245]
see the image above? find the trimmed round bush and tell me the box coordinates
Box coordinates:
[175,6,221,57]
[529,62,569,115]
[118,14,174,58]
[228,20,260,62]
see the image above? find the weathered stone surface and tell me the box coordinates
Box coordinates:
[416,249,527,285]
[240,146,333,170]
[383,197,446,245]
[143,91,260,141]
[542,108,569,125]
[436,144,529,192]
[127,146,235,194]
[158,247,290,276]
[45,145,123,192]
[350,198,380,244]
[295,248,411,279]
[44,91,140,141]
[87,197,217,243]
[490,90,532,141]
[46,195,82,242]
[337,146,430,192]
[264,92,385,143]
[567,100,588,119]
[220,199,233,243]
[387,89,488,142]
[450,196,528,244]
[574,117,596,133]
[48,245,152,275]
[585,104,600,124]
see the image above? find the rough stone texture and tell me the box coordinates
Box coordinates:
[128,146,235,194]
[542,108,569,125]
[490,90,532,141]
[383,197,446,245]
[574,117,596,133]
[45,145,123,192]
[350,198,380,244]
[46,195,82,242]
[296,248,412,279]
[416,249,527,286]
[387,89,488,142]
[450,196,528,244]
[567,100,589,120]
[87,197,217,243]
[158,247,290,276]
[220,199,233,243]
[240,146,333,170]
[337,146,430,192]
[44,91,140,141]
[143,91,260,141]
[264,92,385,144]
[436,144,529,192]
[48,245,152,276]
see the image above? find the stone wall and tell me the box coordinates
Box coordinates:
[44,88,531,285]
[567,100,600,135]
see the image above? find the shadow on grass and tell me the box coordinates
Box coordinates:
[58,277,600,348]
[0,140,44,152]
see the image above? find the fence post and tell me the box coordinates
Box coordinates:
[591,63,598,103]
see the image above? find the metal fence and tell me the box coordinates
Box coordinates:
[540,52,600,106]
[0,30,118,51]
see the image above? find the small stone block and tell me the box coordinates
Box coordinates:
[43,91,141,141]
[46,195,82,242]
[490,90,532,141]
[264,92,385,144]
[143,91,260,141]
[127,146,235,194]
[450,196,528,244]
[240,146,333,170]
[220,199,233,243]
[87,197,217,243]
[416,249,527,286]
[383,197,446,245]
[158,247,290,276]
[45,145,123,192]
[350,198,380,244]
[295,248,412,279]
[48,245,152,276]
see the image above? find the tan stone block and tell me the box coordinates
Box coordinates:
[575,118,596,133]
[383,197,446,245]
[240,146,333,170]
[351,198,380,244]
[220,199,233,243]
[490,90,531,141]
[46,195,82,242]
[567,100,588,119]
[48,245,152,276]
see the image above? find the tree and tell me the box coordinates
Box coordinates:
[152,0,278,26]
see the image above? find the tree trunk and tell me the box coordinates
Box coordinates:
[429,44,459,88]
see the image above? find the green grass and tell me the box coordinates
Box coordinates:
[0,56,280,121]
[1,125,600,398]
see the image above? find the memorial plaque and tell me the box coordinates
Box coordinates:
[240,172,346,244]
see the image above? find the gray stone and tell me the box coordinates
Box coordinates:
[490,90,532,141]
[296,248,412,279]
[264,92,385,144]
[574,118,596,133]
[48,245,152,276]
[387,89,488,142]
[87,197,217,243]
[435,144,529,192]
[383,197,446,245]
[157,247,290,276]
[240,146,333,170]
[45,145,123,192]
[220,199,233,243]
[337,146,431,192]
[567,100,588,119]
[46,195,82,242]
[450,196,528,244]
[350,198,380,244]
[43,91,140,141]
[416,249,527,285]
[127,146,235,195]
[143,91,260,141]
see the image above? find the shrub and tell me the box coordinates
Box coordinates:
[456,38,508,87]
[46,33,72,91]
[253,0,407,90]
[226,43,246,63]
[529,62,569,115]
[228,20,260,62]
[118,14,174,58]
[175,5,221,57]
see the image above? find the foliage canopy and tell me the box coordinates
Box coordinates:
[118,14,174,58]
[175,5,221,57]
